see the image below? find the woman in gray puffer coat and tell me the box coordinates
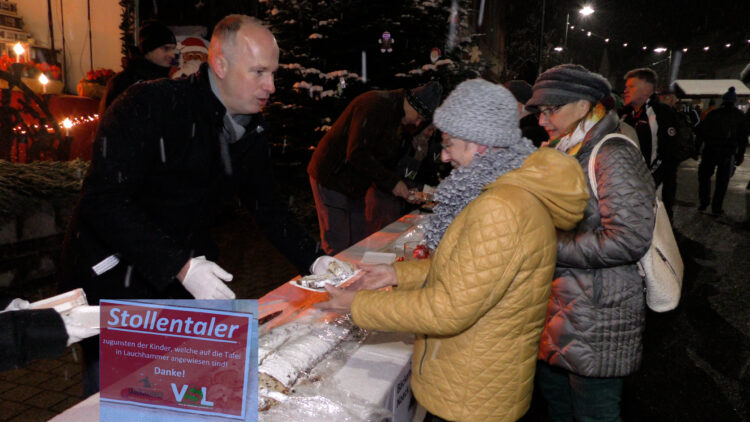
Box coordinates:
[526,64,656,422]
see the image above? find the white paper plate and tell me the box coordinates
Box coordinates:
[71,306,101,329]
[290,270,361,292]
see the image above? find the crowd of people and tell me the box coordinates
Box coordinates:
[2,12,749,422]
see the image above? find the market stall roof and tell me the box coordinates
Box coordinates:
[672,79,750,98]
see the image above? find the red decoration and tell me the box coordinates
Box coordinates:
[85,68,116,85]
[0,54,62,80]
[413,244,430,260]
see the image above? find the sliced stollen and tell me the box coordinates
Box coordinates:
[258,322,312,364]
[258,323,351,392]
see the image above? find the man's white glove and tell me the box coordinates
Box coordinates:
[181,256,236,300]
[62,306,100,346]
[1,298,30,313]
[310,255,336,275]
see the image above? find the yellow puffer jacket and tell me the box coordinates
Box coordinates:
[351,148,588,421]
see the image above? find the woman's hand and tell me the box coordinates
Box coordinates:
[347,264,397,291]
[315,285,356,314]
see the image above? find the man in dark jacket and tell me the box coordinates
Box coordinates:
[504,79,549,148]
[100,21,176,112]
[61,15,319,394]
[696,87,749,214]
[0,296,98,371]
[307,81,442,254]
[621,68,684,220]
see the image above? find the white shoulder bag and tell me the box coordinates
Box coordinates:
[588,133,683,312]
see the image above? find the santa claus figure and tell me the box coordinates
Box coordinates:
[171,37,209,78]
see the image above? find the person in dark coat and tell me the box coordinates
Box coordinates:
[60,15,319,395]
[695,87,749,214]
[100,21,177,112]
[504,80,549,147]
[0,297,98,371]
[621,67,683,221]
[307,81,442,254]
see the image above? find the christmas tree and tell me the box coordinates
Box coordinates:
[259,0,487,159]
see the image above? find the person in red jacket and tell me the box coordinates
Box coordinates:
[307,81,442,254]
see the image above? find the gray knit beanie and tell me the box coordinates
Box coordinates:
[433,79,520,147]
[526,64,611,112]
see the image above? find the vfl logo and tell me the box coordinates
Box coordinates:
[171,383,214,407]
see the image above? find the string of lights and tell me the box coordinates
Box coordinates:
[556,24,750,56]
[11,114,100,136]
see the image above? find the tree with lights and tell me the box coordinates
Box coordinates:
[258,0,487,155]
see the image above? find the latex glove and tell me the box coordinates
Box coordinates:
[310,255,336,275]
[347,264,397,291]
[181,256,236,300]
[1,298,30,313]
[62,306,100,346]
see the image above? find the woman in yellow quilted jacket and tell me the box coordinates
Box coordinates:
[318,79,589,422]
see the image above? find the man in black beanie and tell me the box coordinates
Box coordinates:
[505,80,548,147]
[308,81,442,254]
[100,21,177,111]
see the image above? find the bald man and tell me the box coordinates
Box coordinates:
[61,15,319,395]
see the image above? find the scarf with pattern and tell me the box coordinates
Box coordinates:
[423,138,536,250]
[548,103,607,156]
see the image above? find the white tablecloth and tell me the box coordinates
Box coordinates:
[51,213,424,421]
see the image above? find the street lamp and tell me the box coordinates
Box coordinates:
[564,6,595,53]
[541,4,595,73]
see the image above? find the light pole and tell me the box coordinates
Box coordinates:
[563,6,594,62]
[564,13,569,52]
[537,0,546,75]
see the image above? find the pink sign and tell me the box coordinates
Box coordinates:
[99,300,253,419]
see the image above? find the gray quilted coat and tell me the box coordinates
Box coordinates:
[538,112,656,377]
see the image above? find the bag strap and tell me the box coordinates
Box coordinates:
[587,133,640,200]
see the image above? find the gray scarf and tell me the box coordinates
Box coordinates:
[423,138,536,250]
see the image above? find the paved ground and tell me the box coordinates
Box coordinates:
[1,156,749,421]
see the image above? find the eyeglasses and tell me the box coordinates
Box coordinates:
[537,105,564,117]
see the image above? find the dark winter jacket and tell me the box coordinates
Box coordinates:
[621,94,684,183]
[520,113,549,148]
[0,297,68,371]
[696,102,749,156]
[100,57,172,112]
[307,89,407,198]
[61,63,319,303]
[538,112,656,377]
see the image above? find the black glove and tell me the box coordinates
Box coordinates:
[736,156,745,166]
